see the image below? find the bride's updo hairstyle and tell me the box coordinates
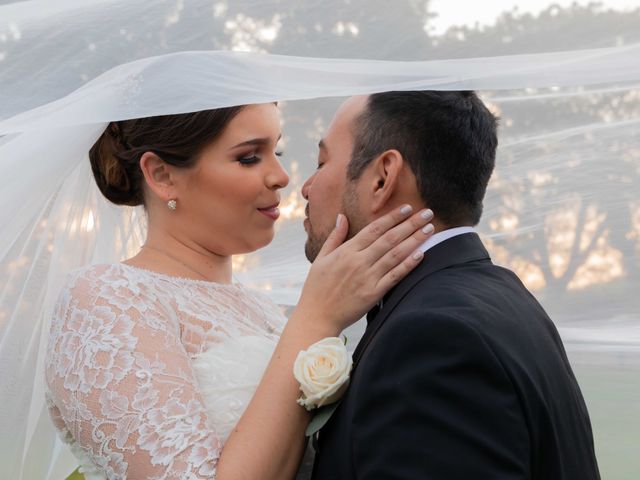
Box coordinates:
[90,107,245,206]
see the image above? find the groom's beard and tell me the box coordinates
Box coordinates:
[304,184,366,263]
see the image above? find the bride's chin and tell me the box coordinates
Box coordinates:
[236,230,276,254]
[256,231,276,250]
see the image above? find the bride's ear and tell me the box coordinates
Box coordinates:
[370,149,404,214]
[139,151,178,203]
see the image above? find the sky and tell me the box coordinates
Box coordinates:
[428,0,640,35]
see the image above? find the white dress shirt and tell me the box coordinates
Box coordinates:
[417,226,476,254]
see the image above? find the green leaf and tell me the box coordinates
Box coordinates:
[305,402,340,437]
[66,467,85,480]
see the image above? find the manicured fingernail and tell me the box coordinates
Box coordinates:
[412,250,424,260]
[422,224,434,234]
[400,205,412,215]
[336,214,342,228]
[420,209,433,220]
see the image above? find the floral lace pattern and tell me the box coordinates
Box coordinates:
[45,263,287,479]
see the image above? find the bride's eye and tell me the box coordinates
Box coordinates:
[238,155,260,165]
[275,151,283,157]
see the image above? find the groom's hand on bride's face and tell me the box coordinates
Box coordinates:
[300,205,434,330]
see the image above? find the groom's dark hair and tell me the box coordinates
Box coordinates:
[347,91,498,226]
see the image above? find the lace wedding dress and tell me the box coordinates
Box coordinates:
[45,263,314,479]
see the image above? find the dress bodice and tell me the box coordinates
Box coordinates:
[45,263,311,479]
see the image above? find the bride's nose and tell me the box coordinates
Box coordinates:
[265,157,290,190]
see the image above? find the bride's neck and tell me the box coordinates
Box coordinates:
[126,227,233,284]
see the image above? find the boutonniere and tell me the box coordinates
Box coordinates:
[293,337,352,437]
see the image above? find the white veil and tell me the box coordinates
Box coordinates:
[1,1,639,478]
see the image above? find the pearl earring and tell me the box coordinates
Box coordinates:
[167,199,177,211]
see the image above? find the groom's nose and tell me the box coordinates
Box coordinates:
[301,174,313,200]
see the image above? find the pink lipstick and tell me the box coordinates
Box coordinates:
[258,205,280,220]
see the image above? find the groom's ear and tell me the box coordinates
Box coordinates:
[369,149,405,214]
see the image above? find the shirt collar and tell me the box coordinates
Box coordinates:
[418,226,476,254]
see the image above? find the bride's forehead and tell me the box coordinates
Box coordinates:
[220,105,281,138]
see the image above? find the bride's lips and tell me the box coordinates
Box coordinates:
[257,204,280,220]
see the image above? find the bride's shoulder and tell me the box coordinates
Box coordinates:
[55,263,144,307]
[52,263,165,325]
[64,262,131,287]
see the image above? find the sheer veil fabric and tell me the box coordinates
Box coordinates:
[1,0,639,478]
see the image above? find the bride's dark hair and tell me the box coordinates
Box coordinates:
[90,107,245,206]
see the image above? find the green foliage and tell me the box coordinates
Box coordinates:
[305,402,341,437]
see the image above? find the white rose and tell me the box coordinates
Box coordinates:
[293,337,353,411]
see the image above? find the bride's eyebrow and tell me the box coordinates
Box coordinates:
[230,134,282,150]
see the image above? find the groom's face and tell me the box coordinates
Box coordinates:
[302,96,369,262]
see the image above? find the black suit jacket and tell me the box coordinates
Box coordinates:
[311,233,599,480]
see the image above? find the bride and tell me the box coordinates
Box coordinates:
[44,102,434,479]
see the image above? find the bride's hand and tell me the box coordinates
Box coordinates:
[298,205,434,332]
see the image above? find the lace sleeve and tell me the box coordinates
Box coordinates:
[45,267,221,479]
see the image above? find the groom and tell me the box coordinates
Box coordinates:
[301,91,600,479]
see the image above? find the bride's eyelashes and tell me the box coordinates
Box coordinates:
[237,150,284,166]
[238,154,260,165]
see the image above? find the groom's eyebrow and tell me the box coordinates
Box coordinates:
[230,134,282,149]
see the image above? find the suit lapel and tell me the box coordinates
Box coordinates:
[352,233,491,370]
